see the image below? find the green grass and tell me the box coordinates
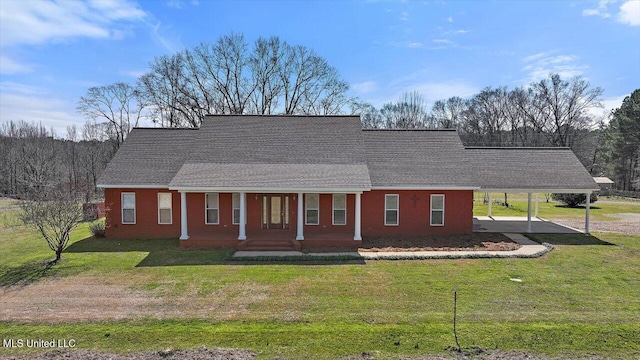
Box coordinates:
[473,193,640,220]
[1,198,639,359]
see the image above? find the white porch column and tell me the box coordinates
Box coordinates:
[534,193,539,218]
[487,192,492,217]
[296,192,304,240]
[354,193,362,241]
[526,192,532,233]
[179,192,189,240]
[238,192,247,240]
[585,192,591,234]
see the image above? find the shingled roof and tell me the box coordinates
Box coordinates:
[97,115,598,192]
[97,128,197,187]
[363,130,475,188]
[465,147,599,191]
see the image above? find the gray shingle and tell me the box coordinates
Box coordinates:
[97,128,197,186]
[466,147,599,191]
[363,130,476,188]
[169,163,371,189]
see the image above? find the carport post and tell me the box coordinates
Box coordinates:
[487,192,492,217]
[534,193,539,218]
[526,192,532,233]
[585,192,590,234]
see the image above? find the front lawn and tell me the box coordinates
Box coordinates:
[1,198,639,359]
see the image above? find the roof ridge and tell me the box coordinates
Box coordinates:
[132,127,199,130]
[466,146,571,150]
[363,128,457,132]
[204,114,361,118]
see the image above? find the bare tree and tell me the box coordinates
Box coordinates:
[19,190,84,264]
[380,91,430,129]
[432,97,467,129]
[77,82,148,147]
[137,32,353,126]
[529,74,603,147]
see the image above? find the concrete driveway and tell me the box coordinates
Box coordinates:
[474,216,583,234]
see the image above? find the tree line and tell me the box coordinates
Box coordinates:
[0,120,115,200]
[2,32,637,199]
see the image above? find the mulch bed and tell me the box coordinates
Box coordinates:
[359,233,520,252]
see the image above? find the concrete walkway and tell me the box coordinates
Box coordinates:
[475,216,582,234]
[232,233,551,260]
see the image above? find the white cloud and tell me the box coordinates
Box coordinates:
[0,0,146,47]
[582,0,612,18]
[588,94,627,122]
[123,70,147,78]
[0,55,34,74]
[432,38,454,44]
[0,90,77,135]
[521,51,588,83]
[446,17,454,23]
[351,81,378,94]
[387,75,478,104]
[400,11,409,21]
[618,0,640,26]
[166,0,200,9]
[406,81,478,103]
[582,0,639,26]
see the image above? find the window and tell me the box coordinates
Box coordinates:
[121,192,136,224]
[430,194,445,226]
[158,193,172,224]
[232,193,240,225]
[384,194,399,226]
[305,193,319,225]
[205,193,219,224]
[332,194,346,225]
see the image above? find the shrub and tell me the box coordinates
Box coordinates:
[89,219,106,237]
[552,193,598,207]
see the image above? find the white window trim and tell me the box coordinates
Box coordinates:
[430,194,445,226]
[232,193,240,225]
[305,193,319,225]
[332,193,347,226]
[157,192,173,225]
[384,194,399,226]
[205,192,219,225]
[121,192,136,225]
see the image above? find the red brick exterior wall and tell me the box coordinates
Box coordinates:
[361,190,473,236]
[104,188,181,239]
[104,189,473,242]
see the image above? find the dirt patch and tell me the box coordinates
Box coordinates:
[0,275,271,323]
[0,347,255,360]
[551,213,640,236]
[359,233,520,252]
[0,348,608,360]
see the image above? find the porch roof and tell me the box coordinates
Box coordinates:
[168,163,371,191]
[465,147,599,192]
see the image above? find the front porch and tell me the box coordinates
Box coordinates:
[176,191,363,250]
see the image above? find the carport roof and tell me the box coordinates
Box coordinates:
[466,147,599,192]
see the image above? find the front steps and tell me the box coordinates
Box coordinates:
[236,238,302,251]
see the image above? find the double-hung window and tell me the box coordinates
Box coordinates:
[384,194,399,226]
[332,194,346,225]
[158,193,172,224]
[205,193,219,224]
[305,193,319,225]
[430,194,445,226]
[232,193,241,225]
[121,192,136,224]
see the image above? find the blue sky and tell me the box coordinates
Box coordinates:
[1,0,639,135]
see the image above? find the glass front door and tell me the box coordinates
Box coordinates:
[262,195,290,229]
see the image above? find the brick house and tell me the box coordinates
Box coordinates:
[97,115,598,250]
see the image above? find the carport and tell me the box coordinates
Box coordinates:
[466,147,600,234]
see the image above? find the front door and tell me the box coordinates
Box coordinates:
[262,195,290,229]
